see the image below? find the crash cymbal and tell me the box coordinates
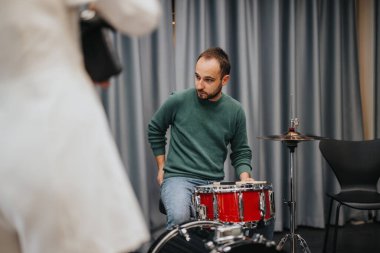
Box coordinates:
[257,129,327,142]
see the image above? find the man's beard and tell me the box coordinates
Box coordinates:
[197,83,223,100]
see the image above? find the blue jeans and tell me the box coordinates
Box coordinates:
[160,177,275,240]
[251,218,275,241]
[161,177,212,229]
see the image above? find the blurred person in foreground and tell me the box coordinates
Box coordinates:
[0,0,160,252]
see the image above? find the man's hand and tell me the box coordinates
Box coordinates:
[239,172,254,182]
[155,155,165,186]
[157,169,164,186]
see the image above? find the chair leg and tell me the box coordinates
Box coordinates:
[323,198,334,253]
[333,203,342,253]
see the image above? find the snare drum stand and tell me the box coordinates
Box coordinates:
[276,140,311,253]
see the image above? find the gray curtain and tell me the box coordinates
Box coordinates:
[100,0,376,235]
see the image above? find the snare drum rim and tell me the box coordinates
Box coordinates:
[212,183,273,193]
[194,185,214,194]
[194,183,273,193]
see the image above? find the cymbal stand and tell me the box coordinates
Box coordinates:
[276,139,311,253]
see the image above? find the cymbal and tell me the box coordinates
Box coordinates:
[257,129,327,142]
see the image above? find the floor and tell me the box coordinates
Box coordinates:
[273,221,380,253]
[139,220,380,253]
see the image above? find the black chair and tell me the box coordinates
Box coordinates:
[319,139,380,253]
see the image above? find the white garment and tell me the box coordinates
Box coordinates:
[0,0,161,253]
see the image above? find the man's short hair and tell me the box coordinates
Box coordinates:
[197,47,231,77]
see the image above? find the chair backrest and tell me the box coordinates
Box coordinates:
[319,139,380,191]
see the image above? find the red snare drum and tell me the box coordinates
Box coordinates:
[193,182,275,225]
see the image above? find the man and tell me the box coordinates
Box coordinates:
[148,47,273,239]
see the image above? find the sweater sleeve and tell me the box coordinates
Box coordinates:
[147,93,177,156]
[229,108,252,177]
[95,0,161,36]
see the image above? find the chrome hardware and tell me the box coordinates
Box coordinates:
[269,190,275,217]
[198,204,207,220]
[213,224,244,244]
[291,117,299,130]
[179,228,190,241]
[238,191,244,221]
[213,192,219,220]
[260,191,266,219]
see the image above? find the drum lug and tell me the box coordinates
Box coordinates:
[260,191,266,220]
[213,192,219,220]
[238,191,244,222]
[194,194,205,220]
[179,227,190,241]
[269,190,275,217]
[197,204,207,220]
[193,194,198,218]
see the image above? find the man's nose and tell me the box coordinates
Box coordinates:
[196,80,204,90]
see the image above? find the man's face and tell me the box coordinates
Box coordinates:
[195,57,229,101]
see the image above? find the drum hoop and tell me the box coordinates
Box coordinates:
[148,220,222,253]
[194,184,215,193]
[195,183,273,193]
[194,188,214,194]
[213,184,273,193]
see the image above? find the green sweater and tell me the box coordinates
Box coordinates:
[147,88,252,180]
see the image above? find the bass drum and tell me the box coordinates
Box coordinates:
[148,220,285,253]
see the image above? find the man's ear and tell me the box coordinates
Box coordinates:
[222,75,230,86]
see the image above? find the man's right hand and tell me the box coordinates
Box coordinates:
[155,155,166,186]
[157,169,164,186]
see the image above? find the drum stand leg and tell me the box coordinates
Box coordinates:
[276,143,311,253]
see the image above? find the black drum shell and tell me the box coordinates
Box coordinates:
[148,221,285,253]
